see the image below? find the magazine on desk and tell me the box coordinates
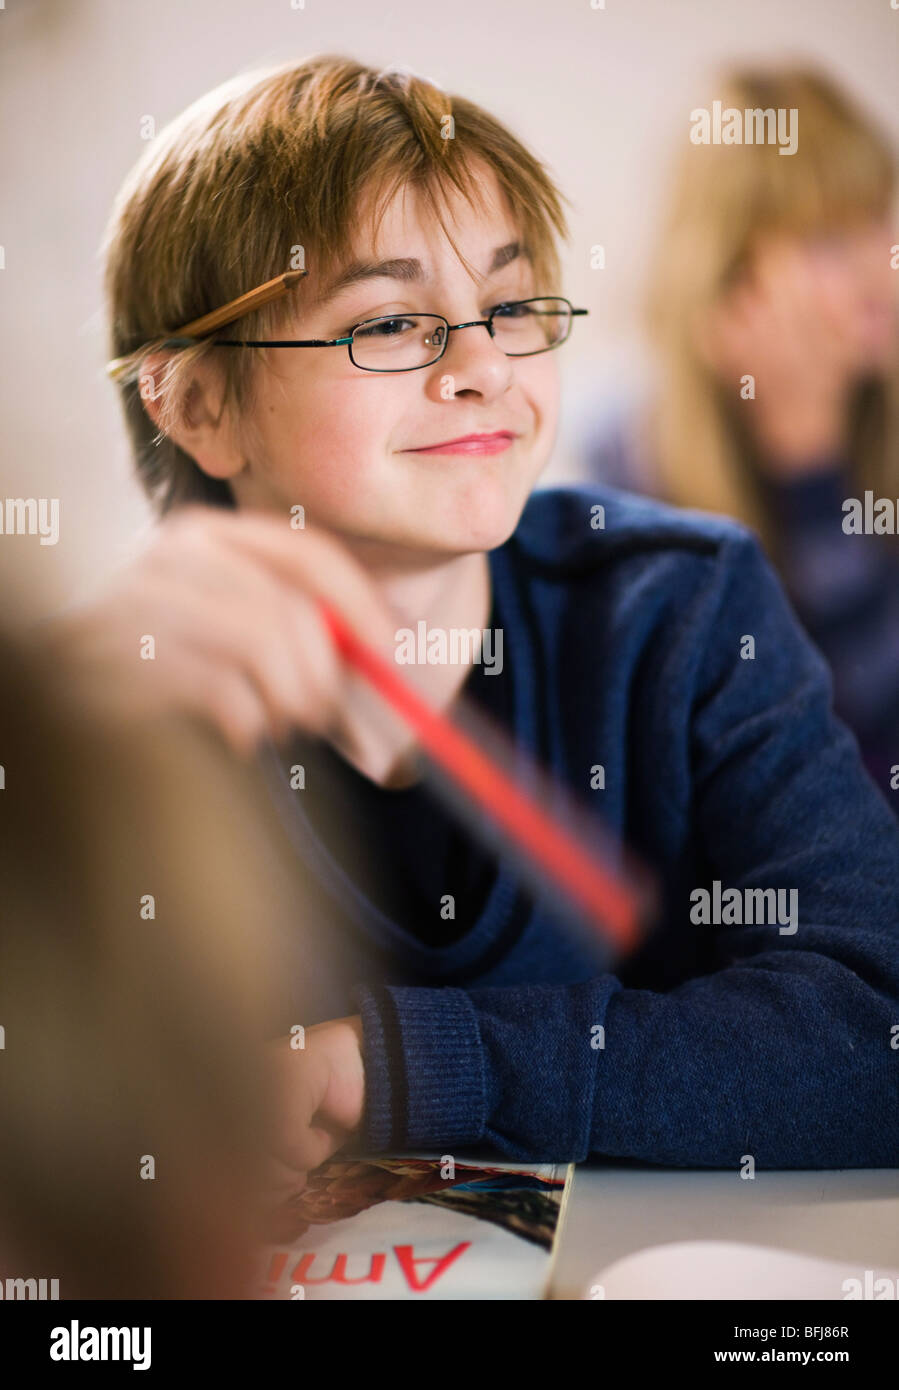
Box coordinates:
[255,1154,574,1300]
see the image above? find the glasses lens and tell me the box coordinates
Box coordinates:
[351,314,447,371]
[491,298,571,355]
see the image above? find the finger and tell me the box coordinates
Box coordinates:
[148,544,346,742]
[190,508,398,650]
[158,644,275,757]
[254,1160,312,1246]
[282,1118,351,1173]
[261,1154,309,1200]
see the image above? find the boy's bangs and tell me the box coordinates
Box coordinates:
[360,161,529,291]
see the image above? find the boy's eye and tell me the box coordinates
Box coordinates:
[354,316,419,339]
[349,301,532,337]
[489,300,530,318]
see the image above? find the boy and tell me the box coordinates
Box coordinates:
[61,55,898,1177]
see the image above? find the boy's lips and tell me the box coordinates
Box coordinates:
[402,430,518,456]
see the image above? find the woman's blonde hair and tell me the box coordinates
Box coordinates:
[646,65,899,550]
[102,54,569,516]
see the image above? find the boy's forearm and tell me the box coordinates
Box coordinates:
[354,959,899,1168]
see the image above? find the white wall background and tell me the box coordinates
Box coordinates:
[1,0,897,610]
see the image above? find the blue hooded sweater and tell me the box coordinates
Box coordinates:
[259,484,899,1169]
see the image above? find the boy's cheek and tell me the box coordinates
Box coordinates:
[522,363,561,441]
[527,398,561,478]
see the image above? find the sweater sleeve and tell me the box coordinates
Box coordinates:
[352,532,899,1168]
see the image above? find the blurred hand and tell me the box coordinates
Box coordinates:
[36,506,401,761]
[698,239,858,475]
[262,1016,366,1218]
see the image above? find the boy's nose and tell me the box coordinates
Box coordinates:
[434,321,515,398]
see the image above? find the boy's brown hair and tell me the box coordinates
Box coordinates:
[102,55,569,516]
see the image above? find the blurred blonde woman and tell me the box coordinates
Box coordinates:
[588,66,899,799]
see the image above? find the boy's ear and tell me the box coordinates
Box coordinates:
[137,351,246,482]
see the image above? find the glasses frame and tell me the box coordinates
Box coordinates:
[105,271,589,380]
[203,296,588,373]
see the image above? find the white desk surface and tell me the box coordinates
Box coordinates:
[548,1164,899,1300]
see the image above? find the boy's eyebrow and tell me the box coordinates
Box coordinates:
[313,241,526,305]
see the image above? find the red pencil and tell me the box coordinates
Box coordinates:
[317,600,646,956]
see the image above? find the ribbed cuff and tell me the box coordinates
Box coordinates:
[350,984,487,1152]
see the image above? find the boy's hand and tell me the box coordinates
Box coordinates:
[267,1015,367,1173]
[36,506,400,759]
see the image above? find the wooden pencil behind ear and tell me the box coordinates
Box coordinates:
[105,270,308,380]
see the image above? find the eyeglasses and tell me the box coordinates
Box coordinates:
[207,296,588,373]
[105,271,588,380]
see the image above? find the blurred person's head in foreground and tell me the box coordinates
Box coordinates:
[646,64,898,553]
[0,625,307,1298]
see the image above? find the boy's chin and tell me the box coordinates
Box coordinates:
[337,472,538,558]
[416,473,535,554]
[363,511,521,560]
[413,495,528,556]
[416,523,517,557]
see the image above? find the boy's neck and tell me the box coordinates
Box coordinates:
[354,545,490,629]
[327,544,493,789]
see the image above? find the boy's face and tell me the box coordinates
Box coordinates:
[228,166,560,559]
